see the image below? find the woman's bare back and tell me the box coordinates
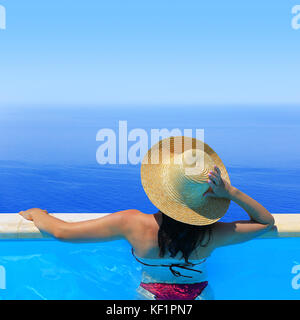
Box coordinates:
[128,211,215,261]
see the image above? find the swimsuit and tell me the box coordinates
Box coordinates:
[139,282,208,300]
[132,248,210,300]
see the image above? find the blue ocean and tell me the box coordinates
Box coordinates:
[0,106,299,221]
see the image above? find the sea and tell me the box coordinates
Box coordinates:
[0,105,299,221]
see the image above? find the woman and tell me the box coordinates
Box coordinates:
[19,137,274,300]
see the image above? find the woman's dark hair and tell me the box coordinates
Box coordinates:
[158,212,212,264]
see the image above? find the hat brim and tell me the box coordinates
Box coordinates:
[141,136,231,226]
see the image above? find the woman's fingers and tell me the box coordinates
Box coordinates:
[208,176,217,185]
[207,179,216,189]
[214,166,221,175]
[19,211,30,221]
[209,171,220,185]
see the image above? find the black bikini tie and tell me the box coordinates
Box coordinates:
[131,248,206,279]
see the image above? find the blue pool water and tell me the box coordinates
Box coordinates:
[0,238,300,300]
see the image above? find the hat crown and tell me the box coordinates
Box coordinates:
[168,148,215,210]
[174,148,214,181]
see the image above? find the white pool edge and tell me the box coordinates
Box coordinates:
[0,213,299,240]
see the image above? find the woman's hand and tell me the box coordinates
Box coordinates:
[204,166,234,199]
[19,208,48,221]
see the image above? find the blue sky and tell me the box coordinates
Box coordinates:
[0,0,299,106]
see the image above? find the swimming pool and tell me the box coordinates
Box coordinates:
[0,214,299,300]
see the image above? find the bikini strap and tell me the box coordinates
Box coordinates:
[131,248,206,279]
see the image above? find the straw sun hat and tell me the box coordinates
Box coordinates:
[141,136,231,226]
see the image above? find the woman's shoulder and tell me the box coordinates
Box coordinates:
[114,209,149,224]
[118,209,152,226]
[116,209,155,229]
[119,211,160,254]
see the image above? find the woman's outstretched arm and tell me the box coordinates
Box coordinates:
[204,166,275,247]
[19,209,139,242]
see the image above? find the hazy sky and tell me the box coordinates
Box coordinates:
[0,0,299,106]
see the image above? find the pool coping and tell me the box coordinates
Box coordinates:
[0,213,299,240]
